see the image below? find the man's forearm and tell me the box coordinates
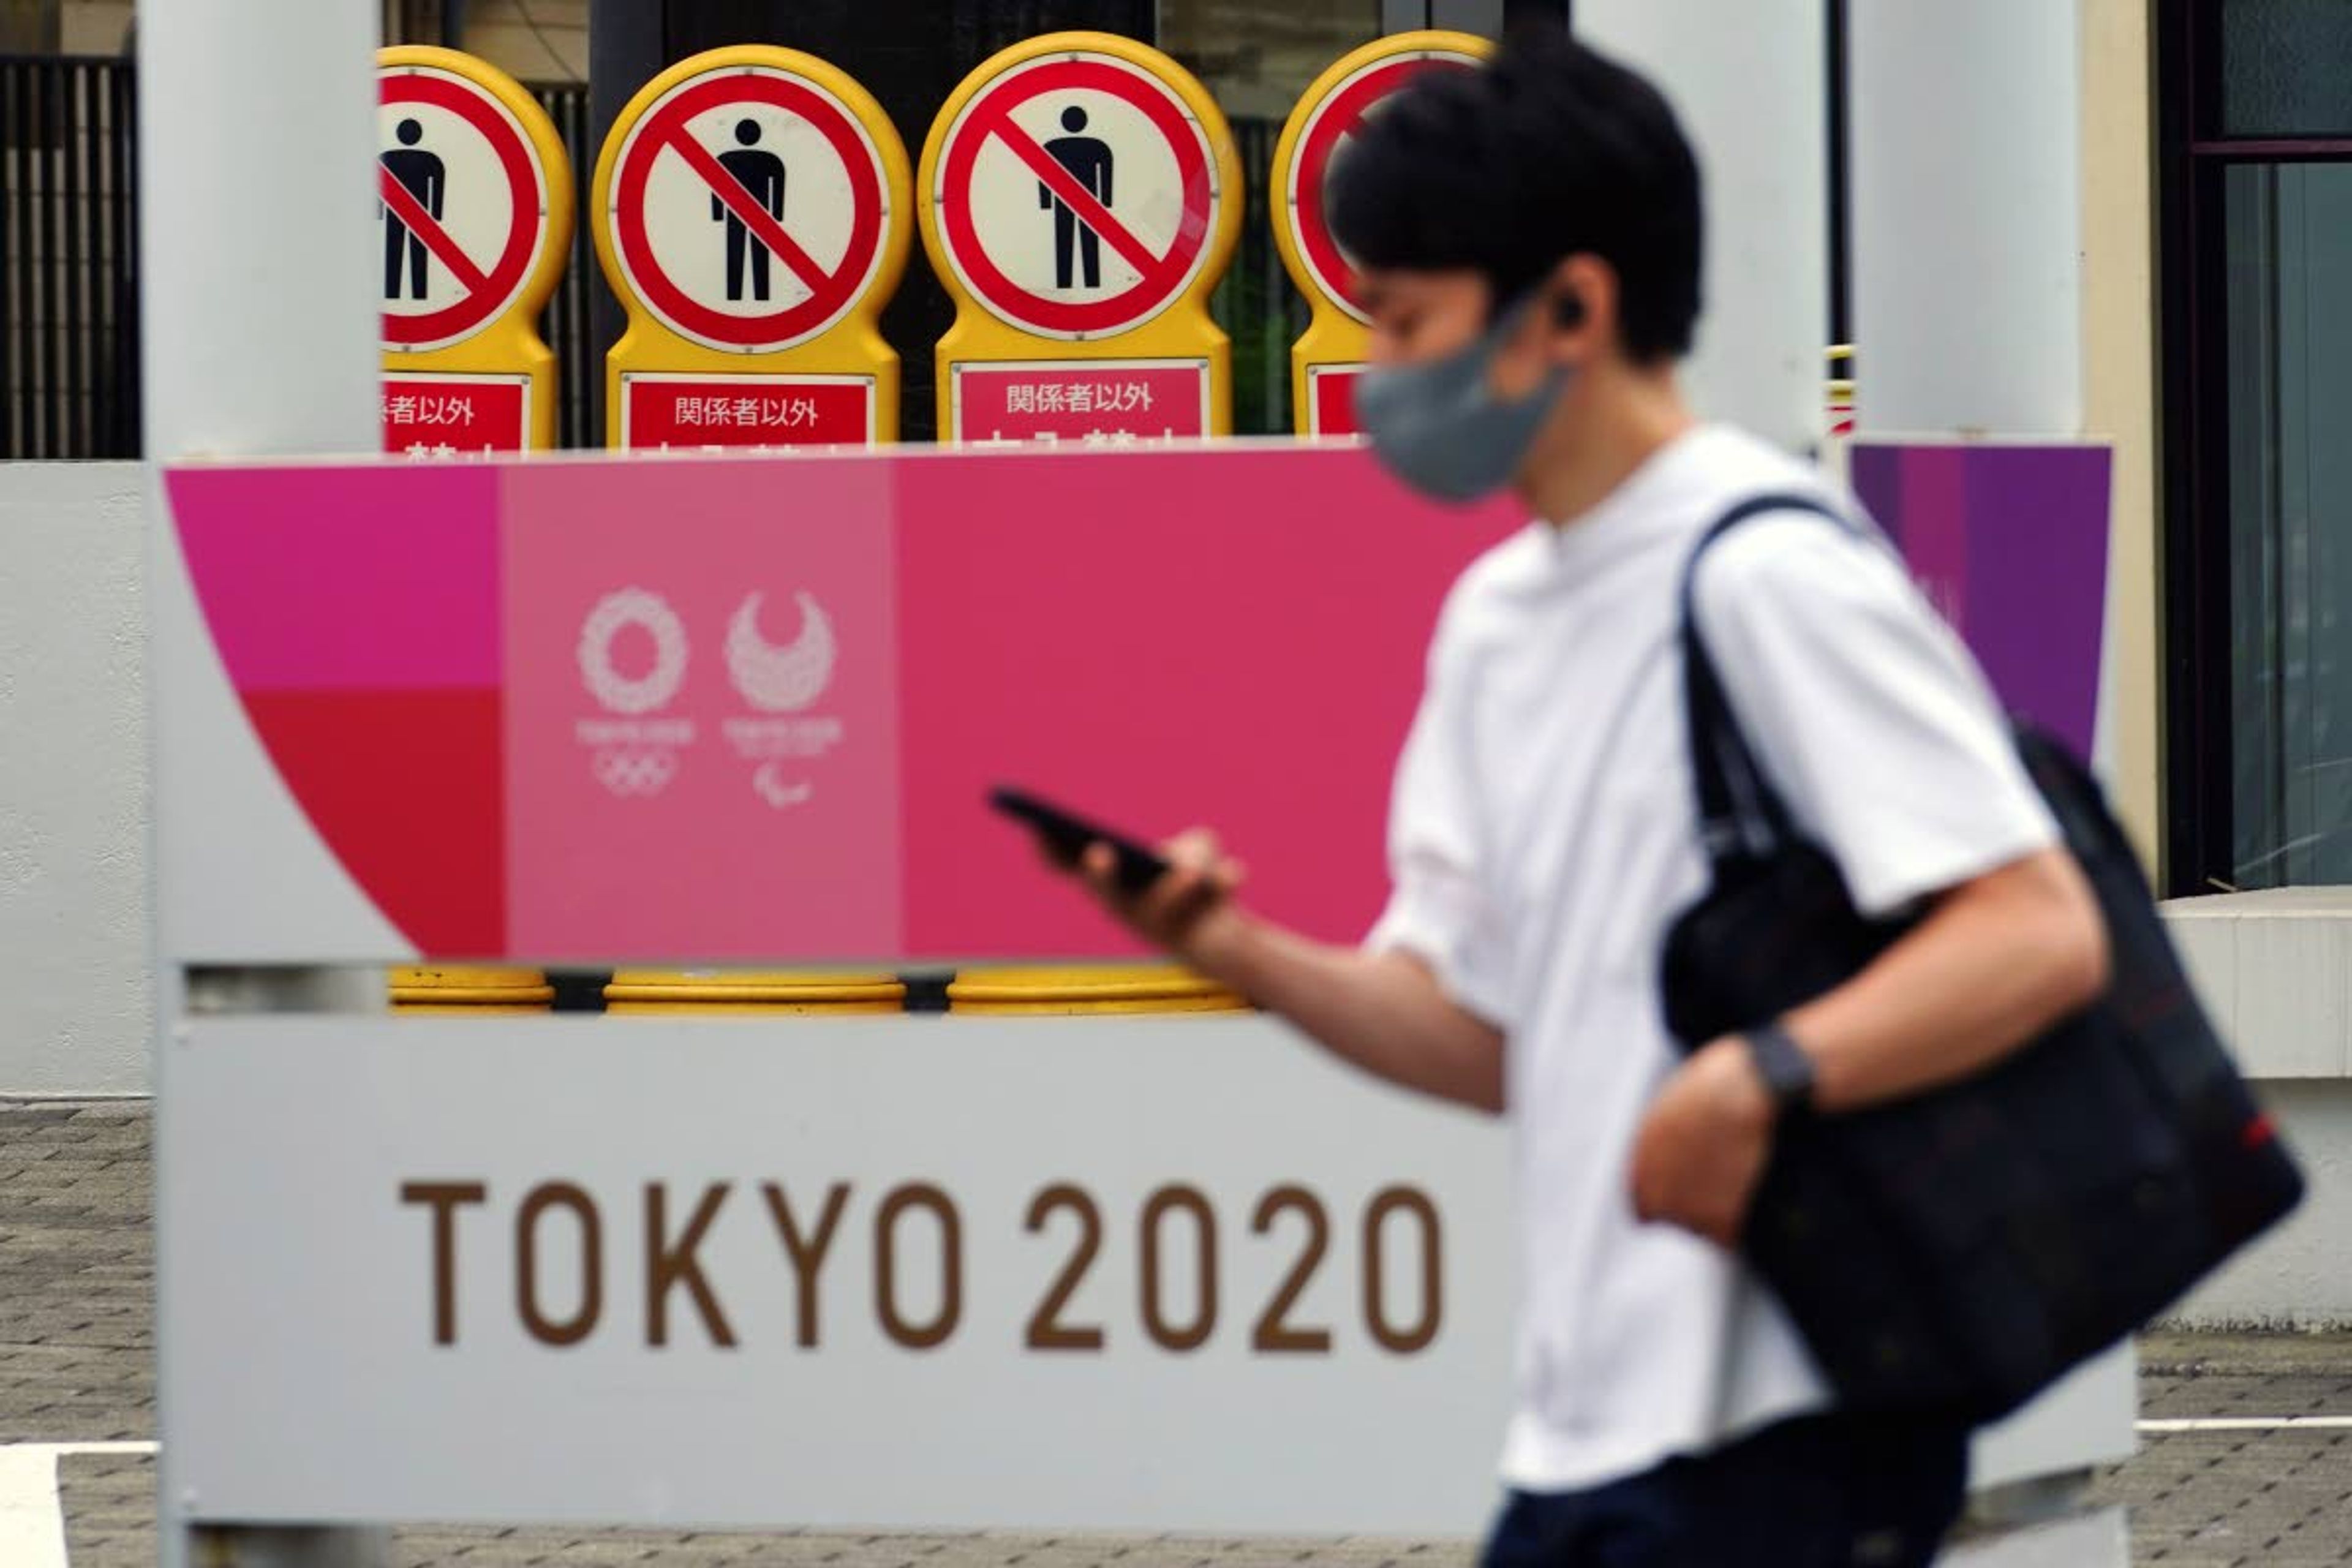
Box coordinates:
[1187,911,1506,1114]
[1784,848,2109,1115]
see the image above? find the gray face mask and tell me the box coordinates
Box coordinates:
[1354,293,1572,503]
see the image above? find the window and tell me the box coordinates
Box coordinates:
[2162,1,2352,891]
[2216,0,2352,137]
[2219,164,2352,884]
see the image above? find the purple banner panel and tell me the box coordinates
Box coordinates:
[1850,441,2113,761]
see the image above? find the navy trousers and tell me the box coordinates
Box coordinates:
[1480,1409,1970,1568]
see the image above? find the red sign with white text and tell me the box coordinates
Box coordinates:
[380,374,530,456]
[951,359,1205,445]
[1309,364,1362,439]
[621,374,875,449]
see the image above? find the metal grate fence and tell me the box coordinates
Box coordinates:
[1,55,140,459]
[1216,113,1312,437]
[530,81,600,449]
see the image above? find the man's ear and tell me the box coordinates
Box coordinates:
[1548,255,1616,363]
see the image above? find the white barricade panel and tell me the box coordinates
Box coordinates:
[159,1013,1515,1532]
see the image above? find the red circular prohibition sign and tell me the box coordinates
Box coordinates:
[940,58,1213,337]
[380,70,541,349]
[612,70,885,351]
[1290,53,1475,323]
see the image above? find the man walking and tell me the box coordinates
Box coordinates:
[1047,26,2107,1567]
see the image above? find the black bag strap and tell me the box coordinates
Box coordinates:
[1678,492,1864,866]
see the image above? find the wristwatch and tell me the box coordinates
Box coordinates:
[1743,1020,1817,1118]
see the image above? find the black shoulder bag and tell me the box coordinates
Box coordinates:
[1658,493,2305,1424]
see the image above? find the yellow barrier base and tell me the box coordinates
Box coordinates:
[946,964,1251,1016]
[603,970,907,1016]
[389,966,554,1012]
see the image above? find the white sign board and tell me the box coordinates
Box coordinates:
[160,1011,2130,1531]
[160,1014,1516,1532]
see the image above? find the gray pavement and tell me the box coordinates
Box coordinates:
[6,1099,2350,1567]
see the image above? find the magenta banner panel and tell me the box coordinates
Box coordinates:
[895,445,1515,954]
[170,446,1518,960]
[1850,440,2113,760]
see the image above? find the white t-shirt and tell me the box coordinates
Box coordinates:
[1366,424,2059,1494]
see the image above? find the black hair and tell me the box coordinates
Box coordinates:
[1326,24,1703,363]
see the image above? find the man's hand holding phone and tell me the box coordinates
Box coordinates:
[1073,826,1247,960]
[990,784,1505,1112]
[989,787,1248,963]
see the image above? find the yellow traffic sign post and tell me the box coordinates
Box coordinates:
[378,45,575,454]
[921,32,1241,447]
[594,46,913,450]
[1270,32,1490,437]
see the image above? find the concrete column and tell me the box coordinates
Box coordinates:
[136,0,405,963]
[137,3,385,1564]
[1850,1,2083,435]
[1574,0,1828,453]
[139,0,379,457]
[1847,13,2135,1560]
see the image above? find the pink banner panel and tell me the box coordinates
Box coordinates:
[499,458,905,959]
[172,446,1518,961]
[895,445,1518,954]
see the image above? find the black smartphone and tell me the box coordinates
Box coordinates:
[988,785,1172,894]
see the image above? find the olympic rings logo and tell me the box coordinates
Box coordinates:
[592,748,678,796]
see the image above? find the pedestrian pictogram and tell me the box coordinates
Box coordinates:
[379,56,562,353]
[382,118,446,301]
[713,119,788,300]
[1040,105,1113,289]
[928,45,1229,341]
[377,47,574,452]
[594,47,912,448]
[920,34,1240,442]
[1271,33,1489,435]
[603,60,897,355]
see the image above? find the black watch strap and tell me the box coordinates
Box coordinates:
[1744,1020,1817,1117]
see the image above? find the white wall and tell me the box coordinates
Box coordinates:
[0,462,149,1095]
[2165,1082,2352,1329]
[2162,891,2352,1327]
